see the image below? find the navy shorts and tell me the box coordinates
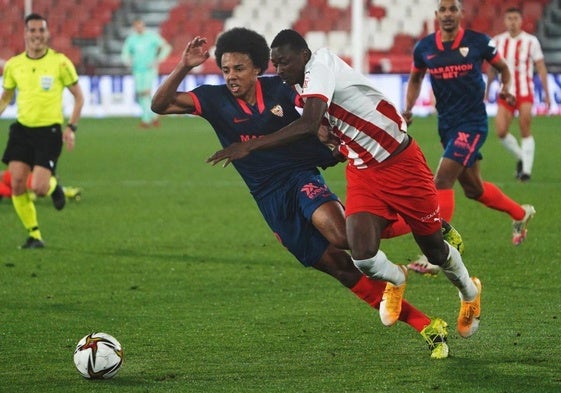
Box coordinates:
[2,122,63,173]
[256,169,340,267]
[439,125,487,168]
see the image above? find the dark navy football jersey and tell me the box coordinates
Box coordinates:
[189,76,338,199]
[413,28,500,130]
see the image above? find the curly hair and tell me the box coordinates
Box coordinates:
[214,28,270,75]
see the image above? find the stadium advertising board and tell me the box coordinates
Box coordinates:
[1,74,560,118]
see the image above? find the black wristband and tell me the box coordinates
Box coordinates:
[67,123,78,132]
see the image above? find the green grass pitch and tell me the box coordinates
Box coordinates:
[0,115,560,393]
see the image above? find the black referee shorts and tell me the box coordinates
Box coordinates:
[2,121,63,173]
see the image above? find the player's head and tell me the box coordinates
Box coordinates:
[504,7,523,34]
[270,29,312,86]
[214,27,270,75]
[132,19,146,34]
[24,13,49,55]
[435,0,463,34]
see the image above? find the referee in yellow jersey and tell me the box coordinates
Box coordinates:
[0,13,84,249]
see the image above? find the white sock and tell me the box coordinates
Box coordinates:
[352,250,406,286]
[500,133,522,160]
[521,136,535,175]
[440,243,478,301]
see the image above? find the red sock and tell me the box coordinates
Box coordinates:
[350,276,430,332]
[437,189,455,222]
[381,215,411,239]
[0,182,11,197]
[478,181,525,220]
[2,170,11,185]
[0,171,11,197]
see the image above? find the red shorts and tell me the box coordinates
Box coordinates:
[345,139,440,236]
[498,94,534,114]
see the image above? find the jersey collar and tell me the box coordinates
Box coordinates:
[435,27,465,51]
[236,78,266,115]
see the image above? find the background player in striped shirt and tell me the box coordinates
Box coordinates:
[152,28,455,358]
[486,7,551,182]
[208,28,481,341]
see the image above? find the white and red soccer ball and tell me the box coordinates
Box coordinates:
[73,332,123,379]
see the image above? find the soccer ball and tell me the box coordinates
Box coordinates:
[73,332,123,379]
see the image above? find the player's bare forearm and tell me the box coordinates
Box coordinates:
[151,66,193,114]
[206,118,317,167]
[152,36,209,114]
[207,97,327,167]
[536,61,551,107]
[404,72,423,124]
[0,90,14,116]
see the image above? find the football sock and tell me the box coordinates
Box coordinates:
[47,176,57,196]
[0,182,10,197]
[2,169,11,185]
[12,193,41,240]
[521,136,535,175]
[352,250,406,286]
[440,243,477,301]
[500,133,522,160]
[139,95,153,124]
[477,181,525,220]
[437,188,455,222]
[350,275,430,332]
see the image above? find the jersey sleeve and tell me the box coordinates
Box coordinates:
[300,50,335,105]
[530,36,545,62]
[2,58,16,90]
[58,53,79,86]
[412,41,426,71]
[481,33,500,63]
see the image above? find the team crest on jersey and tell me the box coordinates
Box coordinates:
[270,104,284,117]
[459,47,469,57]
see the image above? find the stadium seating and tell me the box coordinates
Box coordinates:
[1,0,557,75]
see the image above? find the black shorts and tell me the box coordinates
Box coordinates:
[2,122,63,173]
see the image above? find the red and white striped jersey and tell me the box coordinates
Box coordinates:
[492,31,545,97]
[294,48,407,169]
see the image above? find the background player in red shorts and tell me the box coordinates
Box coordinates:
[486,7,551,182]
[208,29,482,341]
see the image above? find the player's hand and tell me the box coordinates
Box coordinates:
[498,89,516,106]
[62,129,75,151]
[207,142,251,167]
[181,36,210,68]
[317,124,340,146]
[544,95,551,112]
[402,110,413,126]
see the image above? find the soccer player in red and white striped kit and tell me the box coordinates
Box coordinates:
[486,6,551,182]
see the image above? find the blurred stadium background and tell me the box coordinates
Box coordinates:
[1,0,560,76]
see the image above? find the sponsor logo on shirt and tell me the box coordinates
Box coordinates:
[429,63,473,79]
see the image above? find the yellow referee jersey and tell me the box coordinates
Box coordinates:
[2,48,79,127]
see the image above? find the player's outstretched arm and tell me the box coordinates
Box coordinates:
[207,97,327,167]
[151,36,210,115]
